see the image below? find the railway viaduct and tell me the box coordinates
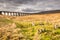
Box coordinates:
[0,11,34,16]
[0,10,60,16]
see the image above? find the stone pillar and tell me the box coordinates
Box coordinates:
[15,13,16,16]
[10,12,12,16]
[24,14,26,16]
[16,13,17,16]
[20,13,21,16]
[10,12,11,16]
[18,13,20,16]
[18,13,19,16]
[22,13,23,16]
[11,12,13,16]
[11,12,12,16]
[7,12,9,15]
[8,12,9,16]
[24,13,27,16]
[20,13,22,16]
[16,13,18,16]
[13,13,15,16]
[23,13,24,16]
[14,13,15,16]
[21,13,23,16]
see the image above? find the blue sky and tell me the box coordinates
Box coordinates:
[0,0,60,13]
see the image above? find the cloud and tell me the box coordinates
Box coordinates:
[0,0,60,13]
[22,8,40,13]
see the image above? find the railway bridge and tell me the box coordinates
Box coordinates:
[0,10,60,16]
[0,11,33,16]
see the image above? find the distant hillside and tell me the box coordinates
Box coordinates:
[18,10,60,15]
[37,10,60,14]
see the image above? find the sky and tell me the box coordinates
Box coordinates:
[0,0,60,13]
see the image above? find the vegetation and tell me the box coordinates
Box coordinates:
[0,13,60,40]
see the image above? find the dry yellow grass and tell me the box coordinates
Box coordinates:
[10,13,60,22]
[0,12,60,40]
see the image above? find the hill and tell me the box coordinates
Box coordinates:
[0,12,60,40]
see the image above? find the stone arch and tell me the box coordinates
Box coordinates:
[2,11,5,15]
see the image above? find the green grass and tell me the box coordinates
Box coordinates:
[0,18,13,23]
[14,21,60,40]
[0,18,13,27]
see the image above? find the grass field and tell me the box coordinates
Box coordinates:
[0,13,60,40]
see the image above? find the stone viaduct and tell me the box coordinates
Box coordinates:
[0,11,34,16]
